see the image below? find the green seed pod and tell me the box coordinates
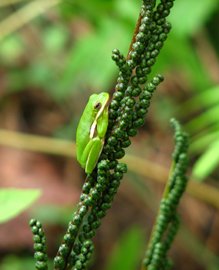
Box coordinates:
[133,118,144,128]
[120,120,128,129]
[113,171,123,181]
[91,220,101,230]
[84,196,93,207]
[31,226,38,234]
[98,160,109,170]
[75,260,83,269]
[155,41,163,49]
[82,182,91,194]
[34,243,45,252]
[111,180,120,189]
[95,183,103,193]
[114,128,125,138]
[73,215,82,226]
[96,210,106,218]
[108,188,117,196]
[101,202,111,211]
[113,91,123,100]
[128,128,137,137]
[82,224,91,233]
[86,230,96,239]
[136,32,145,42]
[35,261,48,270]
[110,100,119,110]
[138,77,147,84]
[68,224,78,236]
[29,219,37,227]
[115,149,125,159]
[34,251,47,261]
[90,188,99,201]
[80,193,86,202]
[159,33,167,41]
[126,97,136,107]
[33,235,41,243]
[137,108,148,117]
[59,244,70,257]
[139,91,152,100]
[109,109,118,120]
[116,83,125,92]
[36,221,42,228]
[116,163,128,173]
[121,139,131,148]
[63,233,73,245]
[147,58,156,66]
[139,23,147,33]
[131,76,139,86]
[78,254,86,263]
[37,228,44,237]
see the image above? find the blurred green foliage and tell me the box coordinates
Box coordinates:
[1,0,215,97]
[31,205,75,226]
[0,255,52,270]
[0,256,35,270]
[0,189,41,223]
[105,226,144,270]
[1,0,219,269]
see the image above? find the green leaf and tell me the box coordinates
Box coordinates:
[0,35,23,63]
[114,0,139,21]
[43,26,68,53]
[0,255,53,270]
[169,0,218,37]
[105,226,144,270]
[185,104,219,134]
[31,205,75,225]
[0,255,34,270]
[0,188,41,223]
[55,17,130,98]
[192,140,219,181]
[154,34,211,92]
[191,130,219,153]
[179,86,219,116]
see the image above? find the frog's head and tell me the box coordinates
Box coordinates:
[90,92,109,117]
[89,92,109,139]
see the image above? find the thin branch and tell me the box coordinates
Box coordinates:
[0,129,219,209]
[0,0,30,8]
[0,0,60,41]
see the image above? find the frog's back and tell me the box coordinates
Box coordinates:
[76,95,98,163]
[76,92,109,165]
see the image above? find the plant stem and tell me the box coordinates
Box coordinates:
[0,0,29,8]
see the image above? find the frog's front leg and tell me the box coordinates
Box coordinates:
[80,137,104,174]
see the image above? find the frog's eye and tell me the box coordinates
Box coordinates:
[94,102,102,110]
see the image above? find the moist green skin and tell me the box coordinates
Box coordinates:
[76,92,109,174]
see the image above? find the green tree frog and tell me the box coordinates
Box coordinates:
[76,92,109,174]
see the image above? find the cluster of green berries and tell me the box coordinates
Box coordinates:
[66,240,93,270]
[171,118,189,164]
[106,0,174,158]
[82,161,127,229]
[31,1,178,269]
[53,160,127,269]
[29,219,48,270]
[143,119,189,270]
[54,0,176,269]
[147,242,173,270]
[53,203,89,269]
[55,240,93,270]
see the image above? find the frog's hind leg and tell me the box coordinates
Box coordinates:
[80,138,103,174]
[85,138,103,174]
